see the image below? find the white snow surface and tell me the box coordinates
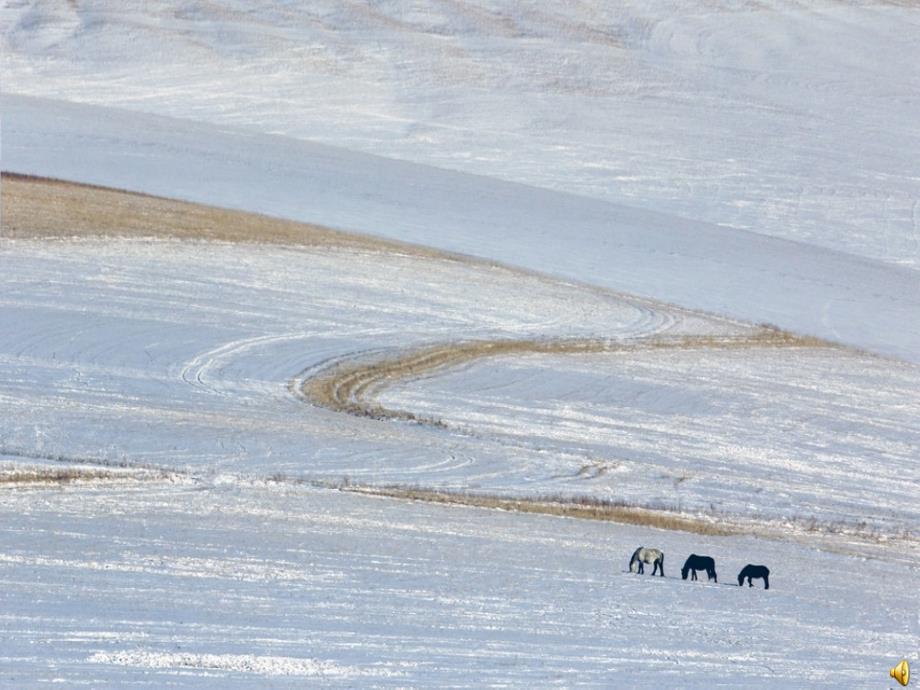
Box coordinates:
[4,95,920,364]
[1,237,916,684]
[3,0,920,269]
[2,238,916,533]
[0,479,916,688]
[1,1,919,685]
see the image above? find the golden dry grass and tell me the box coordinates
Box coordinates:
[0,172,451,260]
[0,466,158,486]
[341,485,916,558]
[348,485,739,536]
[301,330,833,423]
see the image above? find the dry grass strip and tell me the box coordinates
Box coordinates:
[301,330,831,423]
[349,484,739,536]
[0,172,452,259]
[0,466,164,486]
[340,485,916,561]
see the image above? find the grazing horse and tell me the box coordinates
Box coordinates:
[681,554,717,582]
[629,547,664,576]
[738,564,770,589]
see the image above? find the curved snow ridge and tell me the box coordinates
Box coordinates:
[299,329,829,425]
[87,651,407,678]
[179,332,317,396]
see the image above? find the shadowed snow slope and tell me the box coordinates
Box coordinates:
[4,95,920,363]
[3,0,919,268]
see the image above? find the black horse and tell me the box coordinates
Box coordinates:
[681,554,717,582]
[737,564,769,589]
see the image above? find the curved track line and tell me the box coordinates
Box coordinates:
[181,332,316,395]
[297,328,830,425]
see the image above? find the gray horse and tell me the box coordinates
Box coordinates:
[629,547,664,576]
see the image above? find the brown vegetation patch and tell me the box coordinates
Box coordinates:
[300,329,832,424]
[0,172,451,259]
[339,484,916,560]
[350,485,739,536]
[0,466,164,486]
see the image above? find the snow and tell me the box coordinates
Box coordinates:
[0,480,915,688]
[3,238,915,535]
[0,236,916,685]
[4,95,920,364]
[3,1,920,269]
[1,0,919,686]
[379,346,920,533]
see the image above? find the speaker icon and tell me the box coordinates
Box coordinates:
[890,659,910,687]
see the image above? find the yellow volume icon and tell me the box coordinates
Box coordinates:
[890,659,910,687]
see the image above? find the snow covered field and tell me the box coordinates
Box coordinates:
[0,193,916,685]
[3,234,916,538]
[3,0,920,268]
[6,95,920,363]
[1,0,919,685]
[1,478,915,688]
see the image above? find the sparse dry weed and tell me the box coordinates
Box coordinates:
[0,467,133,486]
[338,484,915,552]
[343,485,738,536]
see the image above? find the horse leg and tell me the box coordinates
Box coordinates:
[638,561,644,574]
[691,570,697,581]
[747,577,753,587]
[763,575,769,590]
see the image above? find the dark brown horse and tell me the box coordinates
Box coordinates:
[681,554,717,582]
[738,564,769,589]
